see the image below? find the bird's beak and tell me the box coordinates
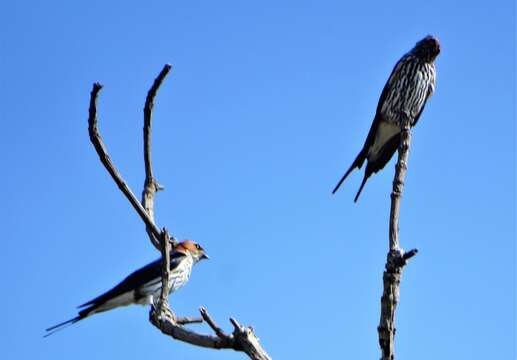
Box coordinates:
[201,253,209,260]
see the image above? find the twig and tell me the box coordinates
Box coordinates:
[377,113,418,360]
[88,68,271,360]
[230,318,271,360]
[87,83,162,243]
[150,235,271,358]
[142,64,171,248]
[176,317,204,325]
[150,311,234,349]
[150,307,271,360]
[200,306,228,339]
[158,228,171,307]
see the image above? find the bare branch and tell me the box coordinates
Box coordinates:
[149,228,271,359]
[378,113,418,360]
[176,317,204,325]
[88,68,271,360]
[142,64,172,248]
[200,306,228,339]
[150,312,234,349]
[87,83,162,243]
[150,307,271,360]
[158,228,172,308]
[402,248,418,261]
[231,320,271,360]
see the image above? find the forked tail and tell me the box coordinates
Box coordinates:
[353,172,370,202]
[44,316,82,337]
[332,150,366,194]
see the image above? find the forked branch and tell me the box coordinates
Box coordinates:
[88,83,162,244]
[150,305,271,360]
[377,113,418,360]
[87,67,270,360]
[142,64,171,248]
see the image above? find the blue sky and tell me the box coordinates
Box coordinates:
[1,1,515,359]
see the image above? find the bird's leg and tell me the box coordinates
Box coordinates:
[159,302,176,323]
[150,304,176,324]
[149,294,176,324]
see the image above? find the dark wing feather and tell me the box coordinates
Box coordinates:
[374,55,408,116]
[367,55,411,144]
[333,55,409,194]
[355,57,404,166]
[45,252,187,337]
[410,97,428,128]
[361,54,412,155]
[367,133,401,175]
[353,133,401,203]
[78,252,186,309]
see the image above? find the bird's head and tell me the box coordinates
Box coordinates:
[412,35,440,63]
[175,240,209,263]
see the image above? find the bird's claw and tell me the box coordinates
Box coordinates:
[156,301,176,322]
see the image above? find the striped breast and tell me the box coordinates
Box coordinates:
[381,55,436,125]
[137,255,194,301]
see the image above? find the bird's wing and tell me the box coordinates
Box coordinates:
[374,55,409,116]
[367,133,401,175]
[78,252,187,309]
[332,54,414,196]
[45,252,187,336]
[410,97,428,128]
[362,55,409,155]
[331,55,409,195]
[411,72,435,127]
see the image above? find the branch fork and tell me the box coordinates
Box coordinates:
[87,65,270,360]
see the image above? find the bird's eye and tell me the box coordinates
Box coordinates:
[195,244,201,250]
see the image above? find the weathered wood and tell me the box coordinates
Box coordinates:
[87,67,270,360]
[142,64,170,249]
[378,113,418,360]
[151,307,271,360]
[88,83,162,243]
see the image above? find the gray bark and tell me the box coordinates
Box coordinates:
[87,66,271,360]
[377,113,418,360]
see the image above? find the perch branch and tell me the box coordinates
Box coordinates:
[151,306,271,360]
[159,228,172,308]
[200,306,228,339]
[88,68,270,360]
[377,113,418,360]
[142,64,171,248]
[88,83,162,244]
[150,226,271,359]
[175,317,204,325]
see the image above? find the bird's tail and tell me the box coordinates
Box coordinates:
[332,150,366,194]
[353,172,371,202]
[44,316,82,337]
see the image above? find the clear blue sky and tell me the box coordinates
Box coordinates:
[1,1,515,359]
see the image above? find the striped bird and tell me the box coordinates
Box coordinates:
[45,240,208,336]
[332,35,440,201]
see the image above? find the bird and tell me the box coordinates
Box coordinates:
[332,35,440,202]
[45,240,208,337]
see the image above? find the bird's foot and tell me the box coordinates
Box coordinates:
[150,299,176,325]
[160,304,176,322]
[151,300,176,322]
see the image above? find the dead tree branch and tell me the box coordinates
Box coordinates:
[151,306,271,360]
[88,83,162,245]
[142,64,171,248]
[377,113,418,360]
[87,67,271,360]
[158,228,172,310]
